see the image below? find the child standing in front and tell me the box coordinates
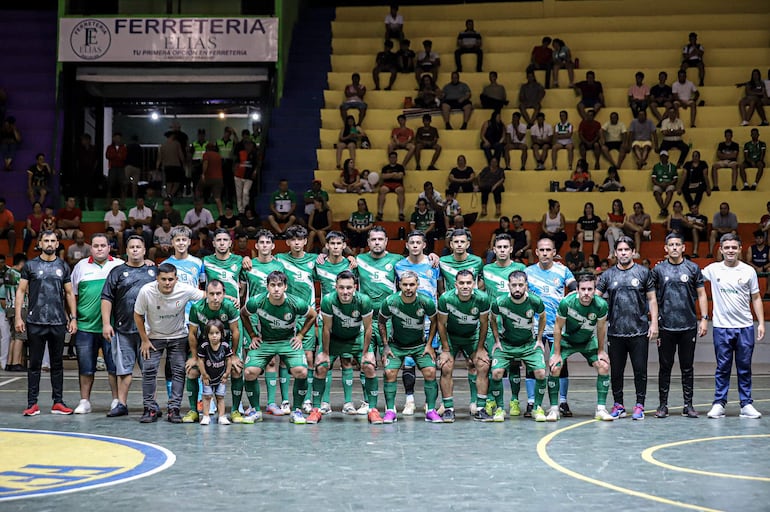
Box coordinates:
[197,319,233,425]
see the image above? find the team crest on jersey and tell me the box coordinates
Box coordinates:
[352,311,360,318]
[416,308,424,316]
[231,264,238,271]
[588,313,596,321]
[631,278,640,287]
[680,274,689,282]
[123,271,129,277]
[471,307,478,315]
[175,301,181,308]
[552,277,560,285]
[385,264,393,271]
[220,314,228,321]
[149,269,155,276]
[55,269,63,277]
[526,310,534,318]
[284,313,292,321]
[38,270,43,275]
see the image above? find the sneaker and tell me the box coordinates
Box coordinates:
[23,404,40,416]
[425,409,443,423]
[290,409,306,424]
[200,415,210,425]
[51,402,74,415]
[218,416,231,425]
[167,408,182,423]
[110,398,120,411]
[682,405,699,418]
[383,410,397,424]
[230,410,244,424]
[107,403,129,417]
[533,406,547,422]
[610,403,627,418]
[509,399,521,417]
[707,403,725,419]
[182,410,199,423]
[427,165,438,171]
[306,408,323,424]
[356,402,370,415]
[342,402,357,415]
[493,407,505,422]
[740,404,762,419]
[473,409,494,422]
[467,402,477,415]
[546,406,560,422]
[484,400,497,416]
[441,409,456,423]
[368,409,384,424]
[523,402,534,417]
[655,406,669,418]
[632,404,645,420]
[559,402,573,417]
[595,405,615,421]
[74,399,92,414]
[265,403,284,416]
[402,400,416,416]
[140,407,159,423]
[302,400,313,414]
[320,402,332,415]
[242,410,263,423]
[280,400,291,414]
[96,356,106,371]
[197,400,203,413]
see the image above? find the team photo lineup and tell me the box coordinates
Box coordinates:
[11,220,765,425]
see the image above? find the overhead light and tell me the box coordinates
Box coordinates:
[150,111,160,121]
[218,112,226,119]
[251,112,261,121]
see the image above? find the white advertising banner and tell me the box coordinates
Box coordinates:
[59,17,278,62]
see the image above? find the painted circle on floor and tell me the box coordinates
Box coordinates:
[0,429,175,501]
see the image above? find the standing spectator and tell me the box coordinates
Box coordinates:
[383,4,404,41]
[234,139,258,215]
[659,107,689,167]
[651,151,679,218]
[190,129,207,198]
[628,72,650,118]
[710,129,740,191]
[124,135,143,201]
[478,158,504,218]
[106,133,128,201]
[624,202,651,253]
[574,71,605,119]
[575,201,602,255]
[57,196,82,240]
[183,197,216,238]
[600,112,629,169]
[333,158,363,193]
[530,112,553,170]
[739,127,766,190]
[0,116,21,172]
[529,36,553,89]
[578,109,602,170]
[551,110,574,171]
[335,115,366,169]
[684,203,708,257]
[387,114,416,167]
[649,71,674,126]
[539,199,567,253]
[518,70,545,128]
[440,71,473,130]
[480,71,509,111]
[376,151,406,221]
[479,111,505,165]
[681,32,705,87]
[679,151,710,208]
[550,38,574,88]
[372,40,399,91]
[267,179,298,238]
[27,153,53,206]
[414,74,440,108]
[0,198,16,255]
[16,230,78,416]
[505,112,529,171]
[346,198,374,255]
[415,40,440,84]
[454,19,482,73]
[564,159,595,191]
[629,110,657,169]
[746,229,770,299]
[396,39,415,73]
[703,234,764,420]
[339,73,367,125]
[23,202,45,253]
[66,230,91,268]
[200,143,224,216]
[672,69,699,128]
[737,69,768,126]
[707,202,738,260]
[447,154,475,194]
[104,199,127,254]
[605,198,628,256]
[74,134,99,211]
[413,114,441,170]
[156,131,185,198]
[216,127,237,207]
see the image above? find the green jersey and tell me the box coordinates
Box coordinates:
[2,267,22,311]
[379,292,437,348]
[71,257,124,333]
[189,297,240,344]
[314,257,351,297]
[492,292,545,346]
[356,252,402,312]
[652,162,678,184]
[348,211,374,229]
[410,209,434,232]
[203,253,245,301]
[244,292,310,342]
[437,288,491,338]
[557,292,608,345]
[482,261,527,302]
[320,291,373,341]
[276,252,317,305]
[439,254,484,290]
[245,258,285,298]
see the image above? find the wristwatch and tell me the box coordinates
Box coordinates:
[701,315,709,320]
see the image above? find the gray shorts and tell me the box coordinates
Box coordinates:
[202,382,226,397]
[111,331,143,376]
[7,309,27,341]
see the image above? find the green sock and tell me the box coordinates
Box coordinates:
[312,371,326,408]
[476,393,487,409]
[365,376,379,409]
[265,371,277,405]
[384,381,397,410]
[293,377,308,410]
[597,374,610,406]
[187,377,199,412]
[321,368,333,403]
[443,395,454,409]
[534,378,547,408]
[306,369,313,404]
[490,378,503,407]
[279,366,290,402]
[342,368,354,403]
[244,379,260,411]
[468,373,478,404]
[424,379,438,410]
[548,376,560,406]
[231,375,244,413]
[509,372,521,401]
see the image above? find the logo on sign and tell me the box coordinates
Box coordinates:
[70,19,111,60]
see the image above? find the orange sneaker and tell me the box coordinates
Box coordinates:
[51,403,73,415]
[306,408,323,424]
[368,409,384,424]
[196,400,203,413]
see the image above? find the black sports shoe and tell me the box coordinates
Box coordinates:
[139,407,158,423]
[655,405,669,418]
[167,408,182,423]
[441,409,456,423]
[107,403,129,417]
[682,405,699,418]
[523,402,534,418]
[473,409,493,422]
[559,402,573,417]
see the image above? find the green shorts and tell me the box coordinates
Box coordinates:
[485,317,504,353]
[448,334,478,359]
[327,335,364,361]
[492,343,545,372]
[245,341,308,371]
[297,316,317,352]
[385,344,435,371]
[551,336,599,365]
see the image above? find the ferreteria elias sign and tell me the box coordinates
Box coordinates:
[58,17,278,62]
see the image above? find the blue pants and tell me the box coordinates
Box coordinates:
[712,327,755,407]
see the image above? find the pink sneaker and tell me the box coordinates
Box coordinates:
[425,409,443,423]
[382,410,397,424]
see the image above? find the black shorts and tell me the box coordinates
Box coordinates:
[605,141,622,151]
[683,59,703,67]
[442,99,472,110]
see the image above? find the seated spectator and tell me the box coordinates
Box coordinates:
[417,180,445,237]
[195,227,214,258]
[1,116,21,172]
[57,196,82,240]
[443,189,461,229]
[564,159,595,192]
[415,40,440,84]
[539,198,567,253]
[510,214,533,263]
[575,201,602,254]
[104,199,127,253]
[672,69,699,128]
[504,112,528,170]
[598,166,625,192]
[151,217,174,260]
[574,71,605,119]
[681,32,705,87]
[578,109,602,170]
[239,207,261,239]
[478,157,504,218]
[339,73,367,125]
[649,71,673,126]
[761,200,770,239]
[628,72,650,118]
[200,142,224,216]
[346,198,374,255]
[665,200,687,237]
[396,39,415,73]
[440,71,473,130]
[485,216,512,263]
[447,154,475,193]
[454,19,483,73]
[746,229,770,299]
[565,240,585,273]
[27,153,53,205]
[623,202,652,252]
[384,4,404,41]
[23,201,45,253]
[233,232,250,258]
[480,71,509,111]
[66,230,91,267]
[105,227,120,257]
[480,111,505,165]
[414,114,441,170]
[651,151,679,218]
[550,38,574,88]
[629,110,657,169]
[372,39,398,91]
[600,112,629,169]
[585,254,601,274]
[0,197,16,254]
[707,202,738,260]
[518,70,545,127]
[739,128,766,190]
[154,197,182,227]
[410,198,436,252]
[737,69,768,126]
[303,179,329,218]
[41,206,57,238]
[307,197,333,252]
[184,197,216,238]
[710,128,740,191]
[267,179,297,238]
[127,196,153,240]
[530,112,553,170]
[683,203,708,257]
[605,198,628,256]
[414,74,440,108]
[359,170,374,192]
[679,151,710,207]
[376,151,406,221]
[529,36,553,89]
[333,158,363,193]
[551,110,574,171]
[659,107,689,167]
[335,115,367,169]
[216,204,241,234]
[388,114,416,167]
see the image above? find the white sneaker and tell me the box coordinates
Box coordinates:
[280,400,291,414]
[217,416,231,425]
[74,399,92,414]
[302,400,313,414]
[546,405,560,422]
[320,402,332,415]
[741,120,750,126]
[110,398,120,411]
[469,402,478,415]
[707,403,726,419]
[595,405,615,421]
[342,402,357,415]
[356,402,370,415]
[200,415,210,425]
[95,356,106,371]
[402,400,416,416]
[740,404,762,419]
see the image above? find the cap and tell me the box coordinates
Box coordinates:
[312,179,322,185]
[659,150,669,156]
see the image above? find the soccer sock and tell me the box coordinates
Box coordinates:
[231,375,244,412]
[279,366,290,402]
[509,372,521,401]
[305,369,313,403]
[265,371,277,405]
[597,374,610,406]
[476,393,487,409]
[293,377,308,410]
[547,376,560,406]
[534,378,547,408]
[312,371,326,408]
[384,381,397,410]
[467,373,478,404]
[365,376,379,409]
[186,378,199,412]
[559,377,570,403]
[342,368,354,404]
[402,366,416,397]
[490,378,503,407]
[244,379,260,411]
[526,378,536,403]
[322,369,333,404]
[424,379,438,410]
[443,395,454,409]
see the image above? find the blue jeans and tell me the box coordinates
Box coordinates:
[75,331,116,375]
[713,327,755,407]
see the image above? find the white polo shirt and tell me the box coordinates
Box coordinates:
[702,261,760,329]
[134,281,204,339]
